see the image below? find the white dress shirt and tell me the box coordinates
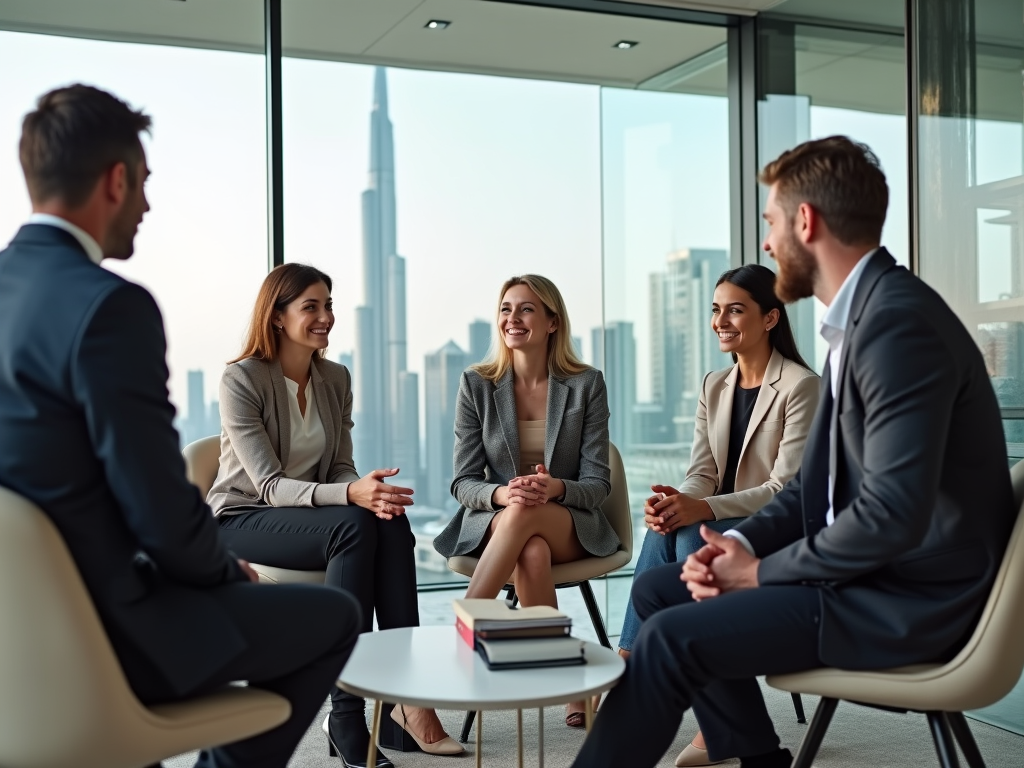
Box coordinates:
[283,377,327,483]
[27,213,104,265]
[724,248,877,557]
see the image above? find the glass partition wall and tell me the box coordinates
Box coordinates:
[913,0,1024,734]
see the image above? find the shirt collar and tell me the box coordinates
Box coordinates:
[27,213,104,265]
[819,248,877,349]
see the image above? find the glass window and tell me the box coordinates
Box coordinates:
[0,30,268,448]
[914,0,1023,735]
[282,61,602,586]
[755,19,908,371]
[599,37,731,635]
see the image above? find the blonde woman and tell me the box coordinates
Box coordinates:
[433,275,620,726]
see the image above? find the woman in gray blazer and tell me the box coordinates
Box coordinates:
[210,264,462,768]
[617,264,818,767]
[433,274,620,726]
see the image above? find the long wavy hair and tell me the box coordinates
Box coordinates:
[472,274,589,383]
[229,263,333,364]
[716,264,812,370]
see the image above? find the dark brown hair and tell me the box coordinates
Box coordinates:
[19,84,152,207]
[759,135,888,247]
[230,264,334,364]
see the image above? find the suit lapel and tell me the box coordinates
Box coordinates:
[740,349,782,459]
[269,359,292,468]
[714,366,738,471]
[493,370,520,474]
[544,376,569,469]
[309,359,335,481]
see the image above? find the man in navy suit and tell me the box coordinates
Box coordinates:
[572,137,1016,768]
[0,85,363,768]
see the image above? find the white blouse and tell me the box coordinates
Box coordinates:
[283,377,326,482]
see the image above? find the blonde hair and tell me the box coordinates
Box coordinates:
[473,274,590,383]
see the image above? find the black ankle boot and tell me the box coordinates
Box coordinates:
[740,747,793,768]
[323,713,395,768]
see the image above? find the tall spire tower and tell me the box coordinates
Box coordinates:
[354,67,414,476]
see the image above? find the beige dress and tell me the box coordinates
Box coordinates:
[518,419,545,476]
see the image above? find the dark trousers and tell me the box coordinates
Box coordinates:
[218,505,420,716]
[118,581,361,768]
[572,563,823,768]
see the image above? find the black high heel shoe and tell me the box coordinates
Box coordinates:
[322,714,395,768]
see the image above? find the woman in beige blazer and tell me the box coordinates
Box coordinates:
[616,264,819,767]
[210,264,462,767]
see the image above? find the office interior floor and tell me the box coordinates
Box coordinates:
[165,583,1023,767]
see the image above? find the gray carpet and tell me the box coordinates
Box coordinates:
[166,681,1023,767]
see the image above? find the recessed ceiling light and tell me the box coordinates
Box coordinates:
[425,20,451,30]
[614,40,639,50]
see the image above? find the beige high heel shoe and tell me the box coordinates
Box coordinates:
[390,704,465,756]
[675,741,726,767]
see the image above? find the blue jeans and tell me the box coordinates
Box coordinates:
[618,518,743,651]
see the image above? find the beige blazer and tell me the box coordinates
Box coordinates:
[207,356,360,516]
[679,348,820,520]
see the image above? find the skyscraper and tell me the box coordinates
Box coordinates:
[592,321,636,449]
[468,319,492,366]
[424,341,468,509]
[183,369,207,446]
[353,67,411,472]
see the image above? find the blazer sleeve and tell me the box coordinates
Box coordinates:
[560,371,611,510]
[451,372,501,511]
[219,365,317,508]
[706,373,820,519]
[71,283,244,586]
[677,373,720,502]
[758,307,959,585]
[325,365,360,488]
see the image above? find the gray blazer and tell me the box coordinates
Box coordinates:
[208,356,360,516]
[433,367,620,559]
[736,249,1015,669]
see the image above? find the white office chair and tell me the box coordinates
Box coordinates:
[0,485,290,768]
[183,435,327,584]
[767,461,1024,768]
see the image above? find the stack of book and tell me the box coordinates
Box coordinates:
[453,598,585,670]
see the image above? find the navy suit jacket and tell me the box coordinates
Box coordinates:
[736,249,1016,669]
[0,224,247,695]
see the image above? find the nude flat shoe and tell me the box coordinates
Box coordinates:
[675,742,726,767]
[390,704,465,756]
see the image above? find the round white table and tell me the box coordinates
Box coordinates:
[336,626,625,767]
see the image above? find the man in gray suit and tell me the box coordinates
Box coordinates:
[572,137,1016,768]
[0,85,361,768]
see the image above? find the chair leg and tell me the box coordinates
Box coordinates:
[945,712,985,768]
[791,697,838,768]
[928,711,963,768]
[579,580,612,648]
[791,692,807,724]
[459,710,475,744]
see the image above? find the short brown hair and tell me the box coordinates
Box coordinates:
[759,135,888,246]
[19,84,152,207]
[230,264,334,364]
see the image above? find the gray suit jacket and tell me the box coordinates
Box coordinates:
[208,356,360,515]
[736,249,1016,669]
[433,367,620,559]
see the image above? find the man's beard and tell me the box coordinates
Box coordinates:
[773,231,817,303]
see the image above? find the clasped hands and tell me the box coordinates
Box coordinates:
[493,464,566,508]
[348,468,414,520]
[644,484,714,534]
[681,525,760,601]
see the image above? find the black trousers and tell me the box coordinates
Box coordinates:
[218,505,420,716]
[117,581,361,768]
[571,563,823,768]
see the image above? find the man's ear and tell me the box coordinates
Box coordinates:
[796,202,819,244]
[103,162,128,206]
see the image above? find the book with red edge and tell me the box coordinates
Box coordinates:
[456,615,570,648]
[453,598,572,649]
